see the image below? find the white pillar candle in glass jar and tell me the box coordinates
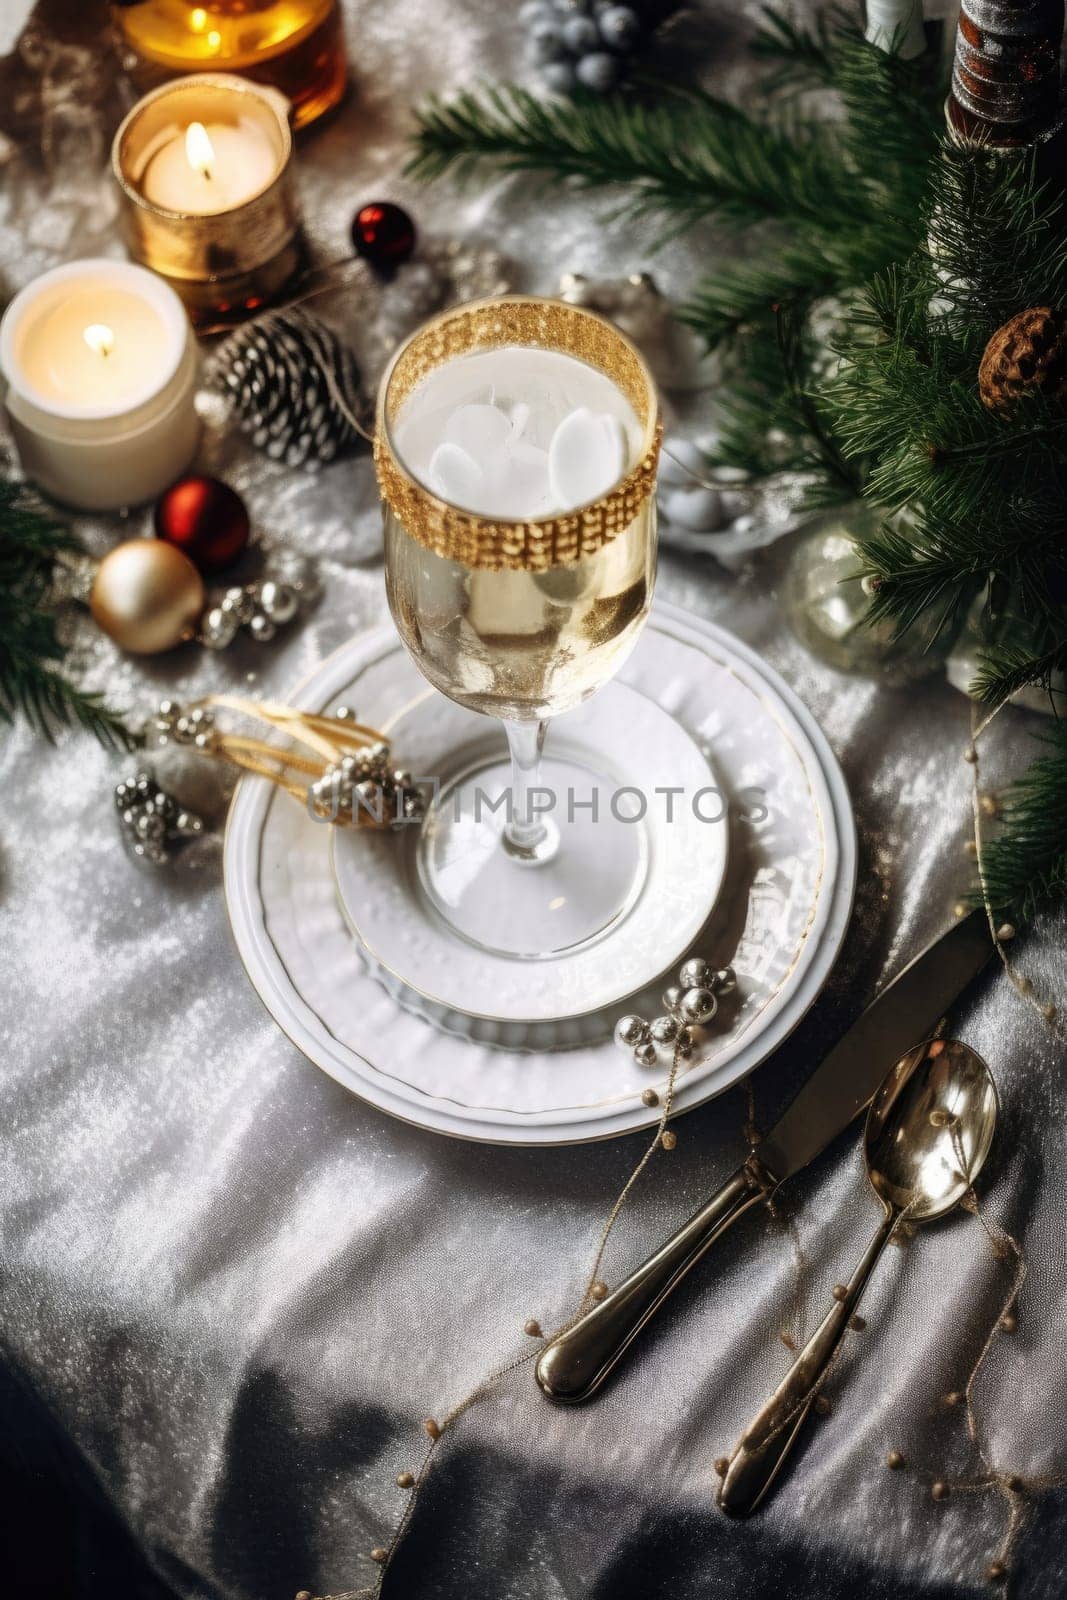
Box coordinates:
[112,74,302,325]
[0,258,200,511]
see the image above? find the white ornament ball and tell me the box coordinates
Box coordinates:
[659,437,705,487]
[662,486,722,531]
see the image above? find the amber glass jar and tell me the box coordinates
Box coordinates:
[111,0,347,130]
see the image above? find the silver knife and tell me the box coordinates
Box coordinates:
[535,909,993,1403]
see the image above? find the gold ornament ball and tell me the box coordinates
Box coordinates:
[91,539,205,654]
[978,306,1067,411]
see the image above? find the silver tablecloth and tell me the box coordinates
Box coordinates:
[2,3,1065,1597]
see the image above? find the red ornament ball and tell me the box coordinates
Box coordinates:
[154,475,250,575]
[351,201,416,272]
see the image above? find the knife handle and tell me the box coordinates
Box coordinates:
[536,1161,771,1404]
[717,1207,897,1517]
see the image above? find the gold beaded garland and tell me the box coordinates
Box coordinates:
[90,539,205,654]
[589,1279,609,1301]
[524,1318,542,1338]
[371,1546,388,1563]
[886,1450,905,1470]
[423,1417,441,1439]
[396,1472,415,1489]
[661,1129,677,1150]
[932,1480,950,1501]
[713,1457,730,1477]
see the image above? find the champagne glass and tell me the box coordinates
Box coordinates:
[374,296,661,960]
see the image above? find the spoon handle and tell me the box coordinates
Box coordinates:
[718,1208,898,1517]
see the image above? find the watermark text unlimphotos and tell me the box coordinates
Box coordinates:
[309,778,769,828]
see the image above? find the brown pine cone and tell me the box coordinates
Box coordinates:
[978,306,1067,411]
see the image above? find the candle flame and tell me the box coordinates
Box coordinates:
[185,120,215,179]
[189,6,207,30]
[83,323,115,359]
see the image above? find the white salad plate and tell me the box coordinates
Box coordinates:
[224,599,856,1144]
[330,673,729,1033]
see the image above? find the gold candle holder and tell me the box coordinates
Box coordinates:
[110,0,346,132]
[112,74,303,326]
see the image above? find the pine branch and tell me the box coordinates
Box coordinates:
[970,639,1067,707]
[978,725,1067,919]
[749,4,850,90]
[0,483,138,750]
[408,83,869,232]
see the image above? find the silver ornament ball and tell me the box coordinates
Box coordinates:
[614,1013,649,1049]
[249,612,276,643]
[679,957,710,991]
[661,984,685,1016]
[649,1015,678,1045]
[202,605,238,648]
[680,987,717,1026]
[258,578,299,624]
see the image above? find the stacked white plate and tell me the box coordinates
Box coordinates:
[224,600,855,1144]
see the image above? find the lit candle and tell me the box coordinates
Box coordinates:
[113,74,302,324]
[141,116,279,215]
[0,260,200,511]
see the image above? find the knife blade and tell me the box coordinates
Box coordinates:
[535,909,993,1404]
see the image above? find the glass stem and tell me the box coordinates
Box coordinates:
[502,718,549,858]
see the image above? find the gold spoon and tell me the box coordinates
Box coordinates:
[718,1037,998,1517]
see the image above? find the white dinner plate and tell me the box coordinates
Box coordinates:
[224,599,856,1144]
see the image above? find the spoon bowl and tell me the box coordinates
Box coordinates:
[866,1037,998,1221]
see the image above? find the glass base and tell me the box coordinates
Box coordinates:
[417,751,648,960]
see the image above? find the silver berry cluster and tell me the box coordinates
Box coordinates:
[201,576,301,650]
[114,770,204,864]
[307,706,426,831]
[521,0,646,95]
[147,700,217,751]
[615,957,736,1067]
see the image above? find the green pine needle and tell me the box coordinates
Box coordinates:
[0,483,137,749]
[408,82,863,232]
[978,726,1067,919]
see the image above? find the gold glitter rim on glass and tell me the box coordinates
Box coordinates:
[374,294,662,573]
